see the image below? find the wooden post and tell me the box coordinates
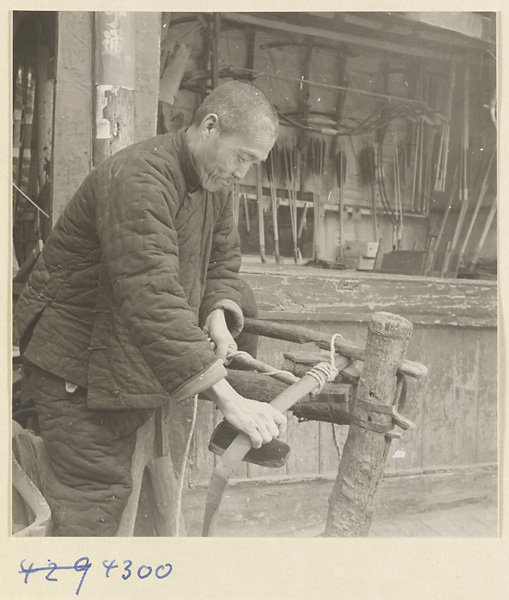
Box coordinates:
[324,311,413,537]
[93,12,136,166]
[51,13,94,222]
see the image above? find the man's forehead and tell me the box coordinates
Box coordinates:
[232,129,275,151]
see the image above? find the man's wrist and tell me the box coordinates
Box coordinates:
[207,308,225,319]
[206,377,238,408]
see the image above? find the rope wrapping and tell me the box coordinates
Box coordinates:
[290,332,415,434]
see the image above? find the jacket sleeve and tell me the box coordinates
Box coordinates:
[97,157,227,400]
[199,191,244,337]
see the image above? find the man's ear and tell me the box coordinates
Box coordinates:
[201,113,219,136]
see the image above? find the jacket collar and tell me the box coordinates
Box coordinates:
[176,127,202,193]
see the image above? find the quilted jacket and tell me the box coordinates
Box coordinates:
[14,128,244,411]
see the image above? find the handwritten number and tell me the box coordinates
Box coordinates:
[137,565,152,579]
[102,559,118,578]
[45,561,58,582]
[19,557,91,596]
[19,560,35,584]
[155,563,173,579]
[122,559,132,581]
[19,556,170,592]
[74,557,92,596]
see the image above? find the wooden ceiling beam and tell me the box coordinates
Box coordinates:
[222,12,486,63]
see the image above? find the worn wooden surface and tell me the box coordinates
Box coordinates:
[242,264,496,328]
[134,13,160,143]
[52,12,160,222]
[324,312,413,536]
[52,12,93,222]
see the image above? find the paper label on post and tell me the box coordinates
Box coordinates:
[95,85,113,139]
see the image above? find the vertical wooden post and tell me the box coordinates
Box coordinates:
[52,13,159,222]
[93,12,136,166]
[133,13,161,143]
[51,13,93,222]
[324,311,413,537]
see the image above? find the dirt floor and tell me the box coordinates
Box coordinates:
[181,467,498,537]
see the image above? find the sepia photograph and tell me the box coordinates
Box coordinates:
[10,9,498,549]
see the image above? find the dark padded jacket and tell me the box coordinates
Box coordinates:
[14,128,244,411]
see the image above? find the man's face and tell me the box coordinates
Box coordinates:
[194,115,276,192]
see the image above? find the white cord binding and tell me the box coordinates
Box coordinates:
[305,333,342,393]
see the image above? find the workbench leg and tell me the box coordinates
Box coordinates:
[324,312,413,537]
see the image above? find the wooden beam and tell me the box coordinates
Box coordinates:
[226,370,351,404]
[223,13,459,62]
[242,317,428,379]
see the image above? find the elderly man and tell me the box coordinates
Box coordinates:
[14,81,286,536]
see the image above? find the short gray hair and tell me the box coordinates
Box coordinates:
[193,80,279,138]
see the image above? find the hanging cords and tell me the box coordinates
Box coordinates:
[175,393,198,537]
[277,101,439,137]
[375,127,400,226]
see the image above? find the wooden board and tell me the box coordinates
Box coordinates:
[451,333,479,465]
[286,414,320,476]
[242,265,497,328]
[475,329,498,463]
[318,422,344,474]
[419,327,480,468]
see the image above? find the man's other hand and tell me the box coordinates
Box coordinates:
[204,308,237,362]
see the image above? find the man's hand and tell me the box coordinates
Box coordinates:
[205,379,287,449]
[204,308,237,362]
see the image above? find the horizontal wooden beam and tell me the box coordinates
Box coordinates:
[226,369,351,405]
[241,267,497,329]
[242,317,428,379]
[223,12,459,62]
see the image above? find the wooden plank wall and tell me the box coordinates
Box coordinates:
[187,267,497,485]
